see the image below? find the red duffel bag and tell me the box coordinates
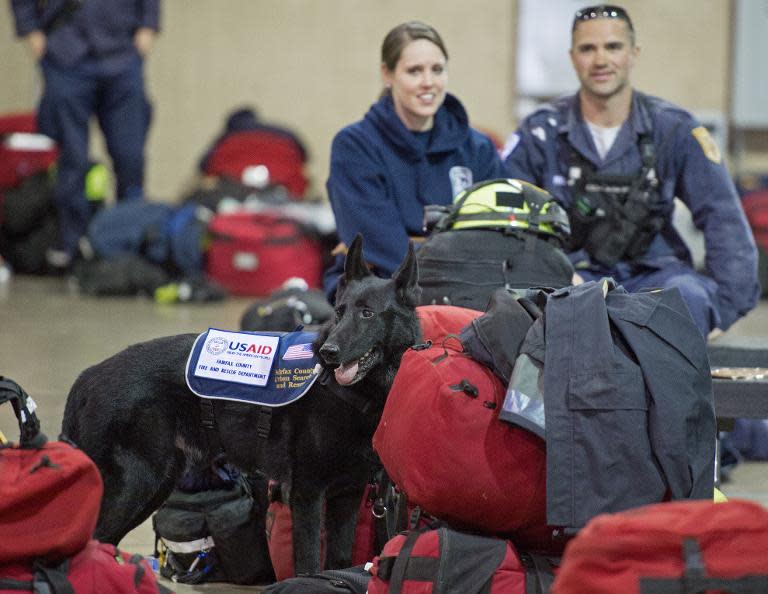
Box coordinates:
[373,342,558,552]
[551,499,768,594]
[205,212,323,296]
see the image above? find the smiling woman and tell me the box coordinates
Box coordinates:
[323,21,508,300]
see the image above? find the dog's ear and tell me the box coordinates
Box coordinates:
[334,274,348,304]
[393,241,421,307]
[344,233,372,282]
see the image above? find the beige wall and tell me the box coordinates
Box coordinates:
[1,0,763,202]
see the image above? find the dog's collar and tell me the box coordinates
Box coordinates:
[317,367,382,466]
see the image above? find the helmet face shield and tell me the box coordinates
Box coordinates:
[444,178,571,243]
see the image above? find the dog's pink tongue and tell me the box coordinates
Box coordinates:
[334,360,359,385]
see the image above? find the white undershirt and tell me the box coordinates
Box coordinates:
[586,121,621,160]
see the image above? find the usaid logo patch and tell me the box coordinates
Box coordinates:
[194,329,279,388]
[449,166,473,197]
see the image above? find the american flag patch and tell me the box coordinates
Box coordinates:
[283,343,314,360]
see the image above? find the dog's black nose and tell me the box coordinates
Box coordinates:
[319,343,340,365]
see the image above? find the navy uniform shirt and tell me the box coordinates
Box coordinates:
[11,0,160,73]
[504,91,759,329]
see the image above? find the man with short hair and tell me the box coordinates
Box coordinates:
[503,4,758,336]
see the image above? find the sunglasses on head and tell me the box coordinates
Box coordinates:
[572,4,634,32]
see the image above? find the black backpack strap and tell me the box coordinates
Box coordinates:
[125,552,146,587]
[32,559,75,594]
[368,467,397,553]
[520,552,558,594]
[199,397,225,456]
[0,376,46,449]
[386,531,431,594]
[124,552,173,594]
[0,578,35,591]
[640,537,768,594]
[199,398,273,465]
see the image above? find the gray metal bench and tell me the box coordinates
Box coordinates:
[707,338,768,486]
[709,338,768,422]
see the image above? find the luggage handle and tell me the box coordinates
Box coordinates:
[208,214,308,245]
[0,376,46,449]
[256,214,311,245]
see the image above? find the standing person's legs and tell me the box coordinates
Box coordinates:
[38,59,97,264]
[97,55,152,202]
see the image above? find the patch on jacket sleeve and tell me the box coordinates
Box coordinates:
[449,166,473,197]
[691,126,722,164]
[185,328,319,406]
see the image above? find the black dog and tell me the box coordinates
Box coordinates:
[61,235,421,576]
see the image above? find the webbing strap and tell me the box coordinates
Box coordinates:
[377,552,439,586]
[387,531,427,594]
[199,398,225,456]
[33,561,75,594]
[520,552,558,594]
[0,578,34,591]
[640,574,768,594]
[639,537,768,594]
[255,405,273,440]
[127,553,146,587]
[199,398,273,467]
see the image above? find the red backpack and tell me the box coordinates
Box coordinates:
[263,306,481,580]
[551,499,768,594]
[372,342,559,553]
[368,528,541,594]
[202,130,308,199]
[0,377,171,594]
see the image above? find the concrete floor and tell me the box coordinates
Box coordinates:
[1,274,767,593]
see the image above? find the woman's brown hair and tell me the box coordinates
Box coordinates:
[381,21,448,72]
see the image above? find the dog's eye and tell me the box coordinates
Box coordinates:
[360,309,375,319]
[334,305,345,320]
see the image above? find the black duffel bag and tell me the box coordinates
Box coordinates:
[152,473,274,585]
[417,179,574,312]
[417,228,573,311]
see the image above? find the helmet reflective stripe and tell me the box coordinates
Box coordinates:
[445,178,571,241]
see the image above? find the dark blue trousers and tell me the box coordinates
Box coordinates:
[38,54,151,255]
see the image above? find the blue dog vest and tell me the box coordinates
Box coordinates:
[185,328,320,406]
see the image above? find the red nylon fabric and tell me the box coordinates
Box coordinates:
[0,441,102,563]
[552,499,768,594]
[374,344,556,552]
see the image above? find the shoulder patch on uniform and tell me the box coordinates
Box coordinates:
[691,126,722,164]
[501,133,520,160]
[532,126,546,142]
